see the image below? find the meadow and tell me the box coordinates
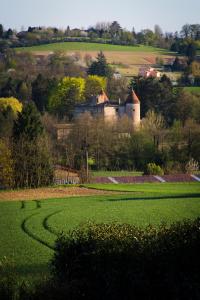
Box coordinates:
[16,42,175,76]
[0,182,200,280]
[16,42,169,53]
[184,86,200,95]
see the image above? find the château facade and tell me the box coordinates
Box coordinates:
[74,89,141,128]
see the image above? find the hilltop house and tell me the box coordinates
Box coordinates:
[139,67,161,78]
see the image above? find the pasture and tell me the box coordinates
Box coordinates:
[183,86,200,95]
[0,182,200,280]
[16,42,176,76]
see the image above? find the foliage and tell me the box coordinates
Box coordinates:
[48,76,85,118]
[0,139,13,188]
[0,183,200,282]
[185,158,199,174]
[13,102,43,140]
[51,219,200,300]
[131,76,175,125]
[12,135,54,188]
[0,106,16,138]
[144,162,164,175]
[84,75,106,99]
[0,97,22,117]
[88,51,113,77]
[32,74,56,112]
[12,103,54,188]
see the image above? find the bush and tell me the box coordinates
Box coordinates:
[50,220,200,300]
[144,162,164,175]
[185,158,199,174]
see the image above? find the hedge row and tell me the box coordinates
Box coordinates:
[1,219,200,299]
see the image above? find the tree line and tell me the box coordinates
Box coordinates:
[0,22,200,50]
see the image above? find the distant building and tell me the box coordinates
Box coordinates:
[139,67,161,78]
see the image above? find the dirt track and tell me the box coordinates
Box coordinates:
[0,186,116,202]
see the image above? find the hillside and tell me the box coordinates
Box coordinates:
[16,42,176,76]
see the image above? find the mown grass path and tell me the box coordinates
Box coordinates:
[0,182,199,280]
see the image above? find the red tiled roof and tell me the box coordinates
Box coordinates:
[126,89,140,104]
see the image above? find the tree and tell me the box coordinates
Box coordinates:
[88,51,113,77]
[130,76,175,125]
[141,110,166,149]
[85,75,106,99]
[0,97,22,117]
[0,139,13,188]
[32,74,55,112]
[13,102,43,140]
[186,43,197,63]
[106,77,128,102]
[0,24,3,38]
[109,21,121,39]
[5,28,13,39]
[48,77,85,118]
[12,102,54,188]
[16,81,31,103]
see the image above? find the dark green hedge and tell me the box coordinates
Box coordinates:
[50,220,200,300]
[1,219,200,300]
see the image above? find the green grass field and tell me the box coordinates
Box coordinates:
[0,182,199,280]
[16,42,169,54]
[184,86,200,95]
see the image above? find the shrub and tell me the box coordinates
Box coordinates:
[50,220,200,300]
[185,158,199,174]
[144,162,164,175]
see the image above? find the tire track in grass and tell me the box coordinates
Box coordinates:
[20,200,40,210]
[21,213,55,251]
[43,210,62,236]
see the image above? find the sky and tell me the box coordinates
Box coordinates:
[1,0,200,33]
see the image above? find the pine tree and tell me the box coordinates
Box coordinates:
[88,51,113,77]
[12,103,54,187]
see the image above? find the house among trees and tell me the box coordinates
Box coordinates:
[138,67,161,78]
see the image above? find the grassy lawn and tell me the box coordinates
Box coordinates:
[183,86,200,95]
[15,42,169,53]
[92,170,143,177]
[0,182,199,280]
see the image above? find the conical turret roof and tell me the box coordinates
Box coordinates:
[126,89,140,104]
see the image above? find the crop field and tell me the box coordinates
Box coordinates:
[16,42,176,76]
[0,182,199,280]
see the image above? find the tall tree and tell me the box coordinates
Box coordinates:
[0,24,3,38]
[0,139,13,188]
[88,51,113,77]
[32,74,54,112]
[12,102,54,188]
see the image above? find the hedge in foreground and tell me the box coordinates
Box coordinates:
[1,219,200,300]
[50,219,200,300]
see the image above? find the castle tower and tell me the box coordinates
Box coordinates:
[96,89,109,104]
[125,89,140,128]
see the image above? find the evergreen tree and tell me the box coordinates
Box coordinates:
[12,103,54,188]
[88,51,113,77]
[0,24,3,38]
[32,74,52,112]
[186,43,197,63]
[13,102,43,140]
